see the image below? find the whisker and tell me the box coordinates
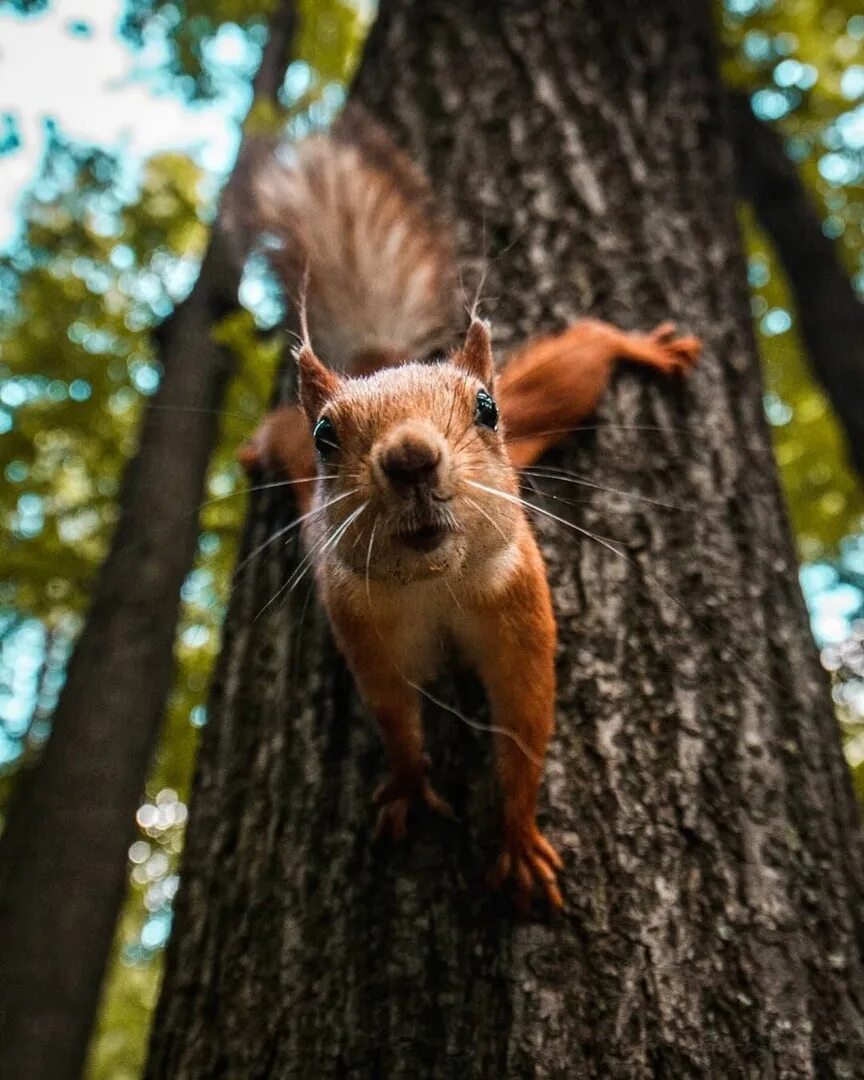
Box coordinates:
[468,478,643,559]
[464,496,509,544]
[254,524,334,623]
[316,501,368,564]
[289,574,319,694]
[527,487,607,512]
[233,487,360,583]
[468,263,489,323]
[443,374,464,439]
[443,577,465,615]
[466,479,785,692]
[346,497,543,765]
[452,421,482,457]
[522,468,687,512]
[197,475,337,515]
[283,500,369,601]
[520,472,545,502]
[226,488,359,618]
[277,525,338,606]
[365,516,378,609]
[504,423,696,445]
[403,677,545,769]
[504,420,774,455]
[357,551,543,766]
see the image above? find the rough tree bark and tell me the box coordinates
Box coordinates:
[730,90,864,480]
[149,2,864,1076]
[0,7,296,1079]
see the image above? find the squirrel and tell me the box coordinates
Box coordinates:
[230,107,701,911]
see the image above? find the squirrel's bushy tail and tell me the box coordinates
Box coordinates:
[228,107,459,370]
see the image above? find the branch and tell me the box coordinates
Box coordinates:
[729,89,864,479]
[0,6,297,1079]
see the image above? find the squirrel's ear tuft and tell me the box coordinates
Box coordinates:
[297,345,342,421]
[455,319,495,384]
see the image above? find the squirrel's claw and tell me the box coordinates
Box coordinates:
[641,323,702,375]
[372,774,455,842]
[647,320,677,344]
[490,828,564,913]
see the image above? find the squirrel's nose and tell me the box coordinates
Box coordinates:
[379,435,441,492]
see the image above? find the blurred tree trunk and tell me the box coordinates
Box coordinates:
[730,90,864,480]
[148,2,864,1076]
[0,7,296,1080]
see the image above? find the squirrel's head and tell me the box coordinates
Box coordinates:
[297,320,524,584]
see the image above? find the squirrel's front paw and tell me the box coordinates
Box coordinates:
[490,826,564,912]
[372,773,455,842]
[642,321,702,375]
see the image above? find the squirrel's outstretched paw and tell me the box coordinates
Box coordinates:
[490,827,564,913]
[641,323,702,375]
[372,774,455,842]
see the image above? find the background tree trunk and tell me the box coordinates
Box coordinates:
[0,7,295,1079]
[149,2,864,1076]
[730,90,864,480]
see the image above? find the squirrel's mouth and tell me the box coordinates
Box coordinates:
[396,521,453,553]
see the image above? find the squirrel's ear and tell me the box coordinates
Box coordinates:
[297,345,342,420]
[455,319,495,385]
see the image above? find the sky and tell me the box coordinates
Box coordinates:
[0,0,240,249]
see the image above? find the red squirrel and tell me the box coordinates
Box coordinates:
[231,109,700,910]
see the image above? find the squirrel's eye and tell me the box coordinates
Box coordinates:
[313,415,339,459]
[474,388,499,431]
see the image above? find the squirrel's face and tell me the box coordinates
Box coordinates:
[298,321,523,585]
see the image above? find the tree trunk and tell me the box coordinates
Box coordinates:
[730,90,864,480]
[148,2,864,1076]
[0,8,295,1079]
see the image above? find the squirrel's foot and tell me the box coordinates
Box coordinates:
[490,825,564,912]
[238,431,266,474]
[631,321,702,375]
[238,414,278,474]
[372,772,455,842]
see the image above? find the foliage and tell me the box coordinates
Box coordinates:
[1,3,364,1075]
[742,207,864,554]
[721,0,864,556]
[0,0,862,1076]
[719,0,864,808]
[120,0,362,101]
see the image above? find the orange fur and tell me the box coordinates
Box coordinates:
[236,319,699,910]
[500,319,700,468]
[231,114,701,911]
[279,323,565,908]
[226,106,457,370]
[241,318,701,501]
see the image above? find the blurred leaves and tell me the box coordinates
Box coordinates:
[0,4,364,1074]
[743,206,864,554]
[0,0,49,12]
[119,0,363,101]
[721,4,864,828]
